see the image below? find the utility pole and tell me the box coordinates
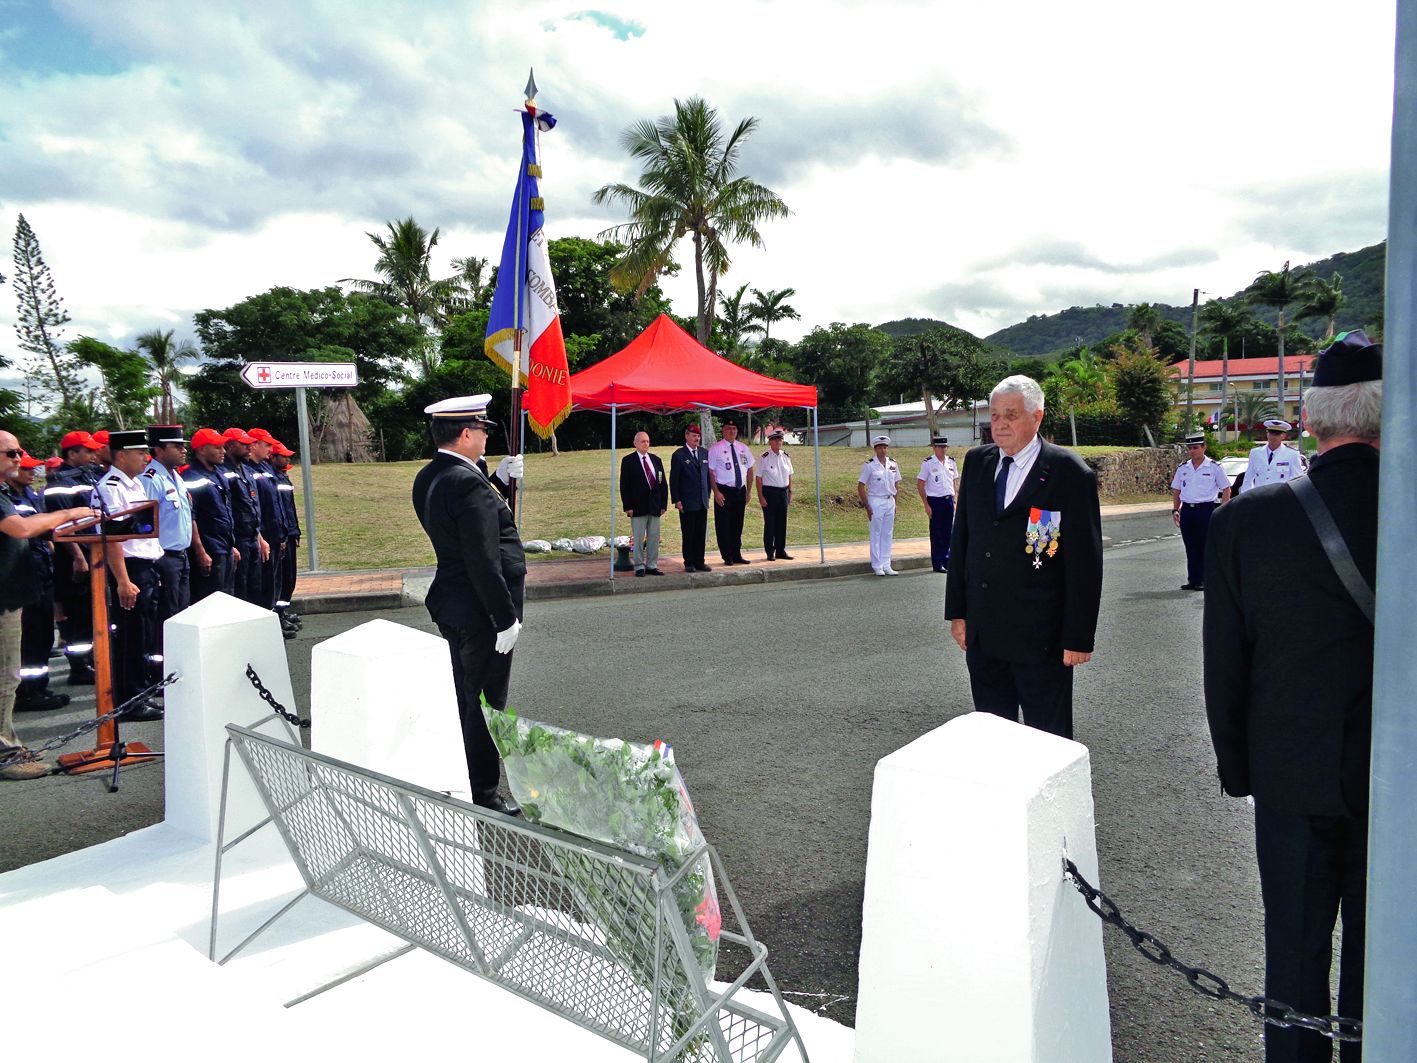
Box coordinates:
[1183,288,1200,432]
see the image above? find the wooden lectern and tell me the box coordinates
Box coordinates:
[52,499,163,779]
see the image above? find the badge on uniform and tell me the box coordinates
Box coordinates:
[1026,508,1061,569]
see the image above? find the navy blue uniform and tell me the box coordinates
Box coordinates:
[250,459,284,609]
[223,455,263,604]
[42,463,100,680]
[273,467,301,611]
[183,462,237,601]
[6,484,58,704]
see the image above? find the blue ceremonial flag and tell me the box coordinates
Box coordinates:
[484,90,571,438]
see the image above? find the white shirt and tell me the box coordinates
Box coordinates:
[755,448,794,488]
[917,454,958,497]
[859,456,902,497]
[1171,457,1231,503]
[996,435,1042,509]
[1241,443,1306,493]
[97,465,164,560]
[707,439,753,488]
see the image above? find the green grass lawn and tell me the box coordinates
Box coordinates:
[291,444,1154,571]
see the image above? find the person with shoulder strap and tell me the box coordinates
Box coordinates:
[1203,329,1381,1063]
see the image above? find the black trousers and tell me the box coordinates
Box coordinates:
[260,541,283,609]
[17,585,56,700]
[155,550,190,625]
[927,495,956,571]
[54,550,93,673]
[1179,501,1215,586]
[233,536,263,605]
[1254,802,1366,1063]
[112,558,159,706]
[679,508,707,569]
[715,485,747,562]
[191,550,235,603]
[762,486,789,558]
[278,537,299,608]
[437,622,514,802]
[966,646,1075,740]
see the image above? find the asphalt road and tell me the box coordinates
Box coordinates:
[3,510,1281,1061]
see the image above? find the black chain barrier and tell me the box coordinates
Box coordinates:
[1062,857,1361,1044]
[245,664,311,728]
[0,673,182,768]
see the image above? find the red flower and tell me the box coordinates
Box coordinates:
[695,894,722,941]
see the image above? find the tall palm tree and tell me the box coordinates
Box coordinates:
[1127,303,1163,348]
[1235,392,1279,440]
[1198,300,1254,442]
[135,328,197,423]
[1045,350,1108,446]
[716,283,764,354]
[1295,271,1346,340]
[342,217,465,333]
[593,97,790,345]
[1245,261,1302,416]
[748,287,800,342]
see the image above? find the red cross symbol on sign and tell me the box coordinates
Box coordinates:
[258,366,272,383]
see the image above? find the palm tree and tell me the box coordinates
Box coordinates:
[1045,350,1108,446]
[1295,271,1346,340]
[1245,261,1302,416]
[593,97,790,345]
[135,328,198,423]
[716,283,764,354]
[1235,392,1279,440]
[342,217,466,334]
[748,287,800,342]
[1198,301,1254,442]
[1127,303,1164,348]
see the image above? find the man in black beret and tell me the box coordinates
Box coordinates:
[1203,329,1380,1062]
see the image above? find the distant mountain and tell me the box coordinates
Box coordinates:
[977,242,1384,358]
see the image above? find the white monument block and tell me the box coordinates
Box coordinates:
[164,592,299,844]
[311,619,470,800]
[853,712,1111,1063]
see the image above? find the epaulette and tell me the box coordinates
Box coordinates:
[142,468,157,478]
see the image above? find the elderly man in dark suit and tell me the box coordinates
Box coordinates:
[412,394,525,816]
[944,375,1104,739]
[1204,330,1381,1063]
[620,431,668,576]
[670,423,712,572]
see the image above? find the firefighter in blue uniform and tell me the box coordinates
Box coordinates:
[183,427,239,601]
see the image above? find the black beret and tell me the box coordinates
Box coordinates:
[1312,329,1382,387]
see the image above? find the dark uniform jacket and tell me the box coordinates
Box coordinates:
[669,444,710,511]
[183,462,236,556]
[619,451,668,517]
[8,484,53,585]
[944,439,1104,663]
[0,486,41,611]
[1203,443,1378,816]
[250,460,285,544]
[412,451,526,635]
[274,468,300,541]
[222,455,261,540]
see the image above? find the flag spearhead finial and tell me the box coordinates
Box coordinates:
[524,68,538,106]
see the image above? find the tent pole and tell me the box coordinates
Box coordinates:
[813,406,824,564]
[609,403,618,582]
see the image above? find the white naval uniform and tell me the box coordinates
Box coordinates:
[859,456,902,572]
[1240,443,1306,493]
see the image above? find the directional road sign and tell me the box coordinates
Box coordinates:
[239,362,358,389]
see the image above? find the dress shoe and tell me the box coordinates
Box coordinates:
[67,666,95,686]
[645,568,663,576]
[635,568,646,577]
[736,557,752,565]
[15,690,71,713]
[696,563,712,571]
[475,794,522,817]
[778,553,794,560]
[884,566,899,575]
[874,568,886,577]
[124,700,165,723]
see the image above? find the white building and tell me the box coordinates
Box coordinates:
[814,400,988,448]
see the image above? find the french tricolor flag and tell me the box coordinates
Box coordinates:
[484,96,572,439]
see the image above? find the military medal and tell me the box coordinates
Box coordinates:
[1026,508,1061,569]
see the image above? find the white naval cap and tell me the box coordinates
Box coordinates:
[871,434,891,447]
[1262,418,1293,432]
[423,394,497,426]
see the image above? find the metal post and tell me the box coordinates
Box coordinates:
[813,406,824,564]
[295,386,319,573]
[1184,287,1199,430]
[1366,1,1417,1056]
[516,409,527,534]
[608,402,617,582]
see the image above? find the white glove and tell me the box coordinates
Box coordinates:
[494,454,524,483]
[494,619,522,654]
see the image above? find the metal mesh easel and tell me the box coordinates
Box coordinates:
[210,722,808,1063]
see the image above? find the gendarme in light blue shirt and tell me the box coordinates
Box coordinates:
[141,459,193,551]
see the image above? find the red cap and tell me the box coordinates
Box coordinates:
[222,427,255,445]
[272,441,295,457]
[191,427,227,449]
[59,431,100,451]
[92,430,110,445]
[44,456,63,470]
[247,428,276,443]
[18,451,44,469]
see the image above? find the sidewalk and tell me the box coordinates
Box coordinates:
[292,501,1172,615]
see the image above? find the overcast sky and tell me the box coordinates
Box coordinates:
[0,0,1397,396]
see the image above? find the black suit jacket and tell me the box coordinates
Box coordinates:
[1203,443,1378,816]
[669,444,710,510]
[412,452,526,634]
[944,440,1104,663]
[620,451,668,516]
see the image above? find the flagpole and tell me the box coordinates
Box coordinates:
[507,75,537,520]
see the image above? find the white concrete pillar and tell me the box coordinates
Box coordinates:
[310,619,470,801]
[853,712,1111,1063]
[163,592,298,844]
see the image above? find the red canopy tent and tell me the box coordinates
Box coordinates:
[538,314,824,577]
